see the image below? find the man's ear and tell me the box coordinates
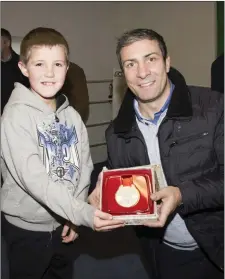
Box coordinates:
[18,61,29,77]
[165,55,171,73]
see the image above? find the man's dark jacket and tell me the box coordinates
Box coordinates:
[105,68,224,271]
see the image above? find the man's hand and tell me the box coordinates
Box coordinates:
[88,171,102,208]
[93,209,125,231]
[61,222,79,243]
[143,186,182,228]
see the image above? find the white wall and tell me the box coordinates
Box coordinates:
[1,2,120,80]
[1,1,216,163]
[1,1,216,85]
[115,1,217,86]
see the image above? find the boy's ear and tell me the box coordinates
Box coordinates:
[67,62,70,72]
[18,61,29,77]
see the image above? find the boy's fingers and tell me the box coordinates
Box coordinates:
[97,224,124,232]
[88,187,100,208]
[61,224,69,237]
[62,232,79,243]
[94,217,124,231]
[94,209,113,220]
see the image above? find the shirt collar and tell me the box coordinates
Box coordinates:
[134,79,175,125]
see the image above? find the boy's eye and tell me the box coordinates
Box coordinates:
[35,63,43,67]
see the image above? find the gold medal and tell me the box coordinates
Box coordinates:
[115,176,140,208]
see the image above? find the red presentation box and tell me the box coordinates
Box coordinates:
[100,165,165,225]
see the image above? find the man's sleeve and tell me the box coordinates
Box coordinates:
[179,95,224,216]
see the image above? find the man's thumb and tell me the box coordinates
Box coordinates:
[150,192,161,201]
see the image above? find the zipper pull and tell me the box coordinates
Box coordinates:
[170,141,177,147]
[202,132,208,136]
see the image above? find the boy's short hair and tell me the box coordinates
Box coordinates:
[20,27,70,65]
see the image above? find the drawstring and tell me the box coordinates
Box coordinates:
[46,231,53,247]
[55,115,59,122]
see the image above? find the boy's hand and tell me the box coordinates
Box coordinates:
[61,222,79,243]
[88,185,100,209]
[88,171,102,209]
[89,169,125,231]
[93,209,125,231]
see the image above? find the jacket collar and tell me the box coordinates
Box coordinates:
[114,67,193,134]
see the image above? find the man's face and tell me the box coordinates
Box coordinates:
[121,39,170,103]
[19,45,68,104]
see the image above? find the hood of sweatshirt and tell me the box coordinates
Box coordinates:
[5,82,69,115]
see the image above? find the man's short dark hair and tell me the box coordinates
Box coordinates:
[116,28,168,70]
[1,28,12,45]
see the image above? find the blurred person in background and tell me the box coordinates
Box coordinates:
[62,61,90,124]
[211,53,224,94]
[1,28,29,114]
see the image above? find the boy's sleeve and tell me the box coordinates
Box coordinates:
[1,106,95,229]
[74,119,94,201]
[1,155,7,184]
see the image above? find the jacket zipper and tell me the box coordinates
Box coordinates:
[169,131,209,148]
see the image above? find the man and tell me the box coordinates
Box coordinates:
[211,53,224,94]
[89,29,223,279]
[62,62,90,124]
[1,28,29,113]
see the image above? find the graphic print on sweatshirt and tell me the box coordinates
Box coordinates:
[37,115,80,185]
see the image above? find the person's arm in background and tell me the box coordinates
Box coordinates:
[62,62,90,124]
[20,72,30,88]
[211,53,224,94]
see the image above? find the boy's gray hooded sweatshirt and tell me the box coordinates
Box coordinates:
[1,83,95,231]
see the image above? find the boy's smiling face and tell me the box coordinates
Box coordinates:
[19,45,68,106]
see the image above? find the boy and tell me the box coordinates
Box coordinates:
[1,27,124,279]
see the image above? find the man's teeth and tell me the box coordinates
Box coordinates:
[140,81,155,87]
